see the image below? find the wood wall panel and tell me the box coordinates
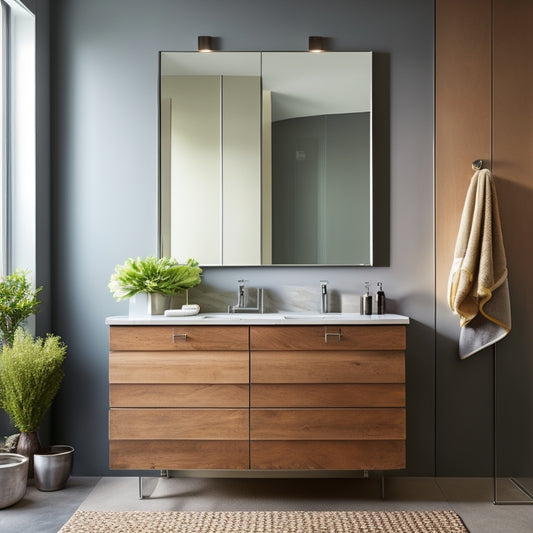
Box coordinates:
[435,0,492,280]
[491,0,533,475]
[435,0,494,475]
[436,0,533,476]
[492,1,533,270]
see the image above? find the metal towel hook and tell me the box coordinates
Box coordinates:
[472,159,483,170]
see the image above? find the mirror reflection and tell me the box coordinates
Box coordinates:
[160,51,374,266]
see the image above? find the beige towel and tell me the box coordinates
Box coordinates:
[448,169,511,359]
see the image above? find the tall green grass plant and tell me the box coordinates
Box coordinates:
[0,329,66,433]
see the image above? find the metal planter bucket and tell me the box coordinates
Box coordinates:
[33,445,74,492]
[0,453,29,508]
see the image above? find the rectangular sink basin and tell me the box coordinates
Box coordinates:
[199,313,284,320]
[283,313,345,319]
[197,313,361,320]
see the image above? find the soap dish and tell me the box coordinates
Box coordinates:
[164,304,200,317]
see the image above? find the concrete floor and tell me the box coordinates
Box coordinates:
[1,476,533,532]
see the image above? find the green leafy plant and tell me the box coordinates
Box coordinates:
[0,329,66,433]
[0,270,42,347]
[108,256,202,301]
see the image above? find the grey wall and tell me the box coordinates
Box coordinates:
[48,0,435,475]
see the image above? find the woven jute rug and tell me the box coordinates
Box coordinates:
[58,510,469,532]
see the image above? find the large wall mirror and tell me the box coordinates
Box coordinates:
[160,51,384,266]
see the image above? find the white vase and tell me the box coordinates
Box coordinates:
[128,293,169,317]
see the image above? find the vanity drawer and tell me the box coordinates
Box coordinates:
[109,351,249,384]
[111,384,249,408]
[250,408,405,441]
[111,440,249,470]
[250,440,405,470]
[110,408,249,440]
[251,351,405,384]
[251,383,405,408]
[250,325,406,351]
[110,325,249,351]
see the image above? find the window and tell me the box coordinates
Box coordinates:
[0,2,7,274]
[0,0,35,278]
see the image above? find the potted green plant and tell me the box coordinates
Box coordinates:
[108,256,202,316]
[0,270,41,347]
[0,329,67,476]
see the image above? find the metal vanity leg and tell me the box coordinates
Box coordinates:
[139,470,169,499]
[380,475,385,499]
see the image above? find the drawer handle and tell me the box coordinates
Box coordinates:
[324,329,342,343]
[172,329,188,343]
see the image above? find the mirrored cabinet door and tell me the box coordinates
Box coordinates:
[160,51,375,266]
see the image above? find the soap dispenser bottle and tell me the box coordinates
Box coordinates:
[360,282,373,315]
[376,282,386,315]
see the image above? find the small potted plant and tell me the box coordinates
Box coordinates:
[0,270,41,347]
[108,256,202,316]
[0,329,67,476]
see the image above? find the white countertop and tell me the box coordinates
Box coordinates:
[105,312,409,326]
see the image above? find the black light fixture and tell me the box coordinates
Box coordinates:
[198,36,213,52]
[308,36,325,53]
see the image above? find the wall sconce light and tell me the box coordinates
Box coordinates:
[308,36,325,53]
[198,36,213,52]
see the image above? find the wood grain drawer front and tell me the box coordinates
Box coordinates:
[109,351,249,384]
[109,408,248,440]
[251,351,405,384]
[110,440,249,470]
[110,384,249,408]
[250,326,405,351]
[250,409,405,440]
[110,326,249,351]
[251,384,405,408]
[251,441,405,470]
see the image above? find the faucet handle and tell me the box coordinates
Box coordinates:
[320,280,328,313]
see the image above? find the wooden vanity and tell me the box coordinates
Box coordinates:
[107,315,407,474]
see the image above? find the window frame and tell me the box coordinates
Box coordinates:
[0,0,36,280]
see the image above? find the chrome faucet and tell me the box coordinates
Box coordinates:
[320,280,328,314]
[236,279,246,309]
[228,280,264,313]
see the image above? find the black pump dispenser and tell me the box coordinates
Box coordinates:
[376,282,386,315]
